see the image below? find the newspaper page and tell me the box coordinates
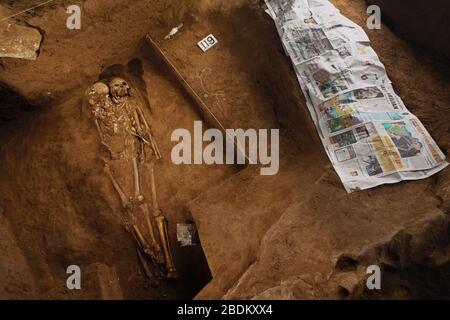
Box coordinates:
[265,0,448,192]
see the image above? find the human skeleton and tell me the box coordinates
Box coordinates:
[86,78,177,281]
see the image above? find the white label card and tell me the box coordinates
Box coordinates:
[197,34,218,52]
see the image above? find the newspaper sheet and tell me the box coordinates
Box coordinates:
[265,0,448,192]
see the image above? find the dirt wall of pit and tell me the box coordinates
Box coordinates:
[367,0,450,59]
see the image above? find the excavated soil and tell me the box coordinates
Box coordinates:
[0,0,449,300]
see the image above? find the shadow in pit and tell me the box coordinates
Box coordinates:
[0,82,34,122]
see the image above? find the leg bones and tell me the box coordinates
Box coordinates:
[104,163,129,209]
[149,163,177,279]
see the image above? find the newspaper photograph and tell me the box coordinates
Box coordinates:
[265,0,448,192]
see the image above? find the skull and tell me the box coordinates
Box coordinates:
[109,77,130,103]
[88,82,109,106]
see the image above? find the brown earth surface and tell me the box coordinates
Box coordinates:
[0,0,449,299]
[367,0,450,60]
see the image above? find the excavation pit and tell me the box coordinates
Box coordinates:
[0,0,449,300]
